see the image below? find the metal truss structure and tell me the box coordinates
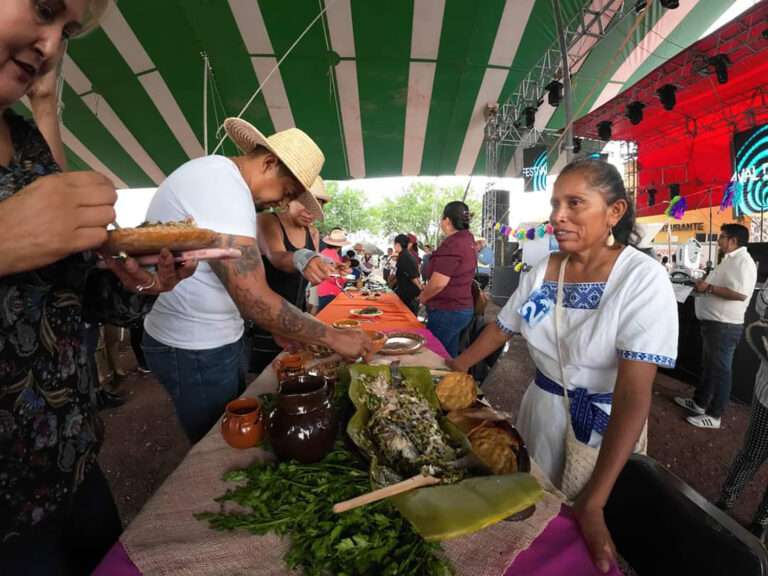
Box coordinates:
[484,0,635,175]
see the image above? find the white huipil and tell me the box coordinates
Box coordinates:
[497,247,679,486]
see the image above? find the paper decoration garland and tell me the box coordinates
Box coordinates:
[665,196,687,220]
[493,222,552,242]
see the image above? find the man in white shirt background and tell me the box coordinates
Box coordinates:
[143,118,371,443]
[675,223,758,429]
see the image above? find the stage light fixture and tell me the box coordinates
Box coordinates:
[634,1,647,14]
[647,188,657,207]
[572,137,582,154]
[659,0,679,8]
[657,84,677,111]
[545,81,564,107]
[597,120,612,141]
[669,183,680,199]
[523,106,537,129]
[707,54,731,85]
[626,101,645,125]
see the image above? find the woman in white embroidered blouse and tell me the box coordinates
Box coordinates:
[450,159,678,574]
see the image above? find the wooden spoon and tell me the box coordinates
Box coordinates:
[333,474,440,514]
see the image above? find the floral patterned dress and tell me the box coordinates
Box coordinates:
[0,110,149,542]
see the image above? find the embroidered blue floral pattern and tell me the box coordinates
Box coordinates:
[619,349,676,368]
[540,281,606,310]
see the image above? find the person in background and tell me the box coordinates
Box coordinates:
[142,121,370,443]
[389,234,422,314]
[361,252,374,277]
[674,224,757,429]
[420,202,477,357]
[0,1,197,572]
[475,237,493,290]
[383,247,394,282]
[660,255,670,271]
[408,233,421,268]
[316,228,350,311]
[717,282,768,543]
[420,244,433,282]
[248,178,332,374]
[448,159,678,572]
[130,319,150,374]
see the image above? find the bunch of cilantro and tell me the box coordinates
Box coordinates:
[197,443,452,575]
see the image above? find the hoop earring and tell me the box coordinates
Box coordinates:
[606,227,615,247]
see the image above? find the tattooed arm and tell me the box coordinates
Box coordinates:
[210,234,371,358]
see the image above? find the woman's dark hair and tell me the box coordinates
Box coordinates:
[394,234,410,250]
[721,223,749,247]
[442,201,472,231]
[558,158,639,246]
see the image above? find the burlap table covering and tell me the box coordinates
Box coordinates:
[121,350,563,575]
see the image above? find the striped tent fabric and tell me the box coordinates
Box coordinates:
[17,0,742,186]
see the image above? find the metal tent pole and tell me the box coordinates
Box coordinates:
[552,0,573,163]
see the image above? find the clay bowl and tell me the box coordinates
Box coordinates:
[333,319,361,330]
[364,330,387,355]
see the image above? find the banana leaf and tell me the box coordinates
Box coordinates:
[347,364,543,542]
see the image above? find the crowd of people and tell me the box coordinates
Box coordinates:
[2,2,768,575]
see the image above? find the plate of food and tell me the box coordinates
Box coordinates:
[344,364,540,541]
[380,332,425,355]
[104,219,218,255]
[333,319,361,330]
[350,307,383,318]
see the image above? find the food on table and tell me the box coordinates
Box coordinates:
[468,424,520,475]
[197,446,451,575]
[445,410,483,435]
[104,218,218,255]
[308,343,333,358]
[333,319,361,329]
[359,373,463,482]
[435,372,477,411]
[351,306,382,317]
[275,353,305,382]
[363,330,387,354]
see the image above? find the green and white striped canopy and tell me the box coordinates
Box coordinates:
[20,0,740,186]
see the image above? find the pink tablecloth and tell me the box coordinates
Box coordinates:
[95,505,621,576]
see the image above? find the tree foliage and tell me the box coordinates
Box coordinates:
[317,182,380,235]
[317,181,482,247]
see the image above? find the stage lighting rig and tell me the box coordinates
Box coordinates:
[659,0,679,8]
[626,101,645,125]
[523,106,537,129]
[545,81,563,107]
[707,54,731,85]
[657,84,677,110]
[597,120,612,141]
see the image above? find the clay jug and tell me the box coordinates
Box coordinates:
[221,398,264,449]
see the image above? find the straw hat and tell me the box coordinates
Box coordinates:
[223,117,324,193]
[323,228,349,247]
[311,177,331,203]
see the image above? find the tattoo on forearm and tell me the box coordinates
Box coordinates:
[276,299,327,339]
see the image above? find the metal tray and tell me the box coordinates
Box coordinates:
[379,332,425,355]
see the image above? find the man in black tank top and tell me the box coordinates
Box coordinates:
[248,193,332,373]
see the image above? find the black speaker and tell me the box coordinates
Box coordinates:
[491,266,521,307]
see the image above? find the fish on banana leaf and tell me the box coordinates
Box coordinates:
[359,373,464,483]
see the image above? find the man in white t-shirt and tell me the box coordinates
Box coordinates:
[675,224,757,429]
[143,118,371,442]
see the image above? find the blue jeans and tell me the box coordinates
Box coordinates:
[426,307,474,358]
[694,320,744,417]
[142,332,248,443]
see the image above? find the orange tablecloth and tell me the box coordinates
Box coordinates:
[316,291,423,331]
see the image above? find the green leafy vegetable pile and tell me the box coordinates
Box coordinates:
[196,443,453,576]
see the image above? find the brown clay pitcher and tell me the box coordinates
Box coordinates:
[221,398,265,449]
[267,374,337,463]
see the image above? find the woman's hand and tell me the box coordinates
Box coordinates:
[100,249,197,295]
[446,357,469,372]
[572,499,616,574]
[0,172,117,277]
